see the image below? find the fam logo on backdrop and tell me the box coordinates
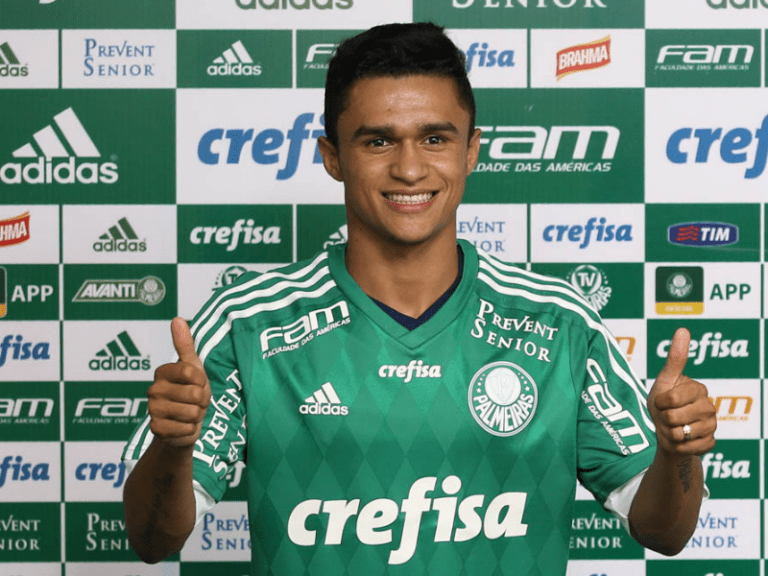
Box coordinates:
[1,107,117,186]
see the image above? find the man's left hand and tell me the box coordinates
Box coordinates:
[647,327,717,456]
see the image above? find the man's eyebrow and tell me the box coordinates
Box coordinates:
[351,122,460,140]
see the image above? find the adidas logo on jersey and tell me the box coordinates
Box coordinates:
[93,217,147,252]
[323,224,348,249]
[300,382,348,416]
[0,42,28,77]
[1,107,118,185]
[208,40,262,77]
[89,331,150,371]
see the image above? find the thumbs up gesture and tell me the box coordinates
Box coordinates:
[146,317,211,448]
[647,328,717,456]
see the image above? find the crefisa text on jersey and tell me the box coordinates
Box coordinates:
[470,299,558,362]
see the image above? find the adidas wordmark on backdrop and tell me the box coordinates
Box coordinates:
[124,240,655,575]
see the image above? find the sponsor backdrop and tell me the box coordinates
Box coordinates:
[0,0,765,574]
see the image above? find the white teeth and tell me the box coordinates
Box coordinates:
[386,193,434,204]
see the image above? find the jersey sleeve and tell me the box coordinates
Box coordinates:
[574,322,657,506]
[122,289,249,503]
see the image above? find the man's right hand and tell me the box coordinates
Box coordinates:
[147,317,211,448]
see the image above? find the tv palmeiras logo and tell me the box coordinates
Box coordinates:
[468,361,537,437]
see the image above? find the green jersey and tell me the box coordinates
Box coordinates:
[124,240,656,575]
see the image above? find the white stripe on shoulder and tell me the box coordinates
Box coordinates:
[193,265,332,351]
[478,271,654,432]
[191,252,328,338]
[478,250,594,310]
[199,279,337,363]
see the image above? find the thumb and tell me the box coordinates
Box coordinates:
[657,327,690,386]
[171,317,203,369]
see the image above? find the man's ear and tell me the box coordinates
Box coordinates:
[465,127,482,176]
[318,136,343,182]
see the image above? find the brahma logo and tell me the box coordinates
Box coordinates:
[197,113,325,180]
[666,116,768,179]
[556,36,611,81]
[288,476,528,565]
[468,361,538,437]
[1,107,118,185]
[0,212,30,248]
[668,222,737,247]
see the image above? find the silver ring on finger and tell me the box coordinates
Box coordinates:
[682,423,692,442]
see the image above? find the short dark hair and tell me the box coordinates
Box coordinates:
[323,22,475,148]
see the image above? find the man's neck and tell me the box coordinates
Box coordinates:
[345,232,460,319]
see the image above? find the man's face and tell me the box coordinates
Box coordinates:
[319,75,481,247]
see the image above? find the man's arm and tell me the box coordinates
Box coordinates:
[627,328,716,555]
[123,318,211,563]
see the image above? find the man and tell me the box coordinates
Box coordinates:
[123,22,717,574]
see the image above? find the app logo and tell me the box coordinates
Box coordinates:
[465,42,515,73]
[260,301,350,358]
[702,452,749,479]
[469,361,538,437]
[0,212,30,247]
[707,0,768,8]
[299,382,348,416]
[89,331,150,372]
[1,107,118,185]
[0,42,28,77]
[655,266,704,314]
[93,217,146,253]
[668,222,738,247]
[72,276,165,305]
[656,44,753,70]
[0,267,5,319]
[0,455,50,488]
[323,224,347,249]
[666,116,768,179]
[288,476,528,565]
[208,40,261,77]
[477,125,618,174]
[656,331,748,366]
[82,37,156,78]
[189,219,281,252]
[543,217,632,249]
[567,264,611,312]
[235,0,353,9]
[304,43,337,70]
[710,395,752,422]
[0,334,51,367]
[197,113,325,180]
[556,36,611,81]
[213,265,248,290]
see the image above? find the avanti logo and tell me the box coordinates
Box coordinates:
[0,456,50,488]
[556,36,611,81]
[464,42,515,73]
[235,0,352,9]
[300,382,348,416]
[666,116,768,179]
[197,113,325,180]
[208,40,261,77]
[0,212,30,247]
[1,107,118,185]
[701,452,749,479]
[0,335,51,368]
[89,331,150,372]
[288,476,528,565]
[567,264,611,312]
[73,276,165,305]
[189,219,281,252]
[542,217,632,249]
[476,125,617,174]
[93,217,146,253]
[656,331,748,366]
[0,42,28,77]
[667,222,738,247]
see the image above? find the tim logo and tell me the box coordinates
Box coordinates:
[668,222,738,247]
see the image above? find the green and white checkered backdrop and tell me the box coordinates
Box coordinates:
[0,0,766,574]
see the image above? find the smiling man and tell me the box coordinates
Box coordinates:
[123,23,716,575]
